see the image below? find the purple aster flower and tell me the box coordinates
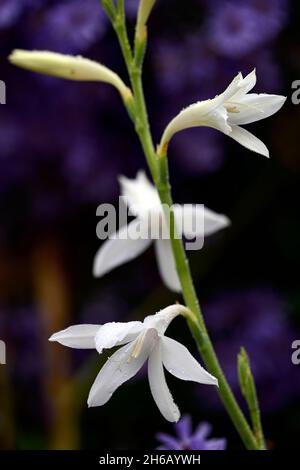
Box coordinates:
[34,0,107,53]
[156,415,227,450]
[207,2,264,58]
[247,0,289,39]
[206,0,290,58]
[0,0,24,29]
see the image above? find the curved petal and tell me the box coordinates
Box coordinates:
[49,325,100,349]
[148,342,180,422]
[228,94,286,126]
[230,69,257,99]
[210,71,243,109]
[174,205,230,240]
[93,219,152,277]
[88,328,158,407]
[144,304,184,335]
[229,125,269,157]
[119,171,160,217]
[95,321,144,354]
[161,336,218,386]
[154,239,181,292]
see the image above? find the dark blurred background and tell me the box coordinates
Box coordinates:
[0,0,300,450]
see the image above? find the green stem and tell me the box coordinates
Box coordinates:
[157,157,261,450]
[110,1,158,181]
[104,4,263,450]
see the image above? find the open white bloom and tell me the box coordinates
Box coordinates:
[49,304,218,422]
[158,69,286,158]
[9,50,132,102]
[93,171,230,292]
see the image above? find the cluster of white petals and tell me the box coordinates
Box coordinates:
[50,305,217,422]
[159,70,286,158]
[93,171,230,292]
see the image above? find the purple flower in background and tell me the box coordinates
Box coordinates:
[248,0,289,39]
[35,0,107,53]
[207,3,264,58]
[206,0,289,58]
[156,415,227,450]
[155,35,217,95]
[198,288,299,410]
[0,0,24,29]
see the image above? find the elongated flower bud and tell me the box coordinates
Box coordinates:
[9,50,132,102]
[136,0,156,39]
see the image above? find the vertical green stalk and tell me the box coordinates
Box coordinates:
[103,2,264,450]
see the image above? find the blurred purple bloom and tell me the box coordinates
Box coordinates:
[155,35,217,95]
[199,288,299,410]
[207,3,264,58]
[0,0,24,29]
[207,0,289,58]
[247,0,289,38]
[35,0,107,53]
[156,415,227,450]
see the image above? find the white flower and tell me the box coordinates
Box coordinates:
[93,171,230,292]
[158,69,286,158]
[9,50,132,102]
[49,304,218,422]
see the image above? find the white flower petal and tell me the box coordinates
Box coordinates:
[228,93,286,126]
[154,239,181,293]
[160,101,231,151]
[161,336,218,386]
[88,329,158,407]
[229,125,269,157]
[212,71,243,108]
[93,219,152,277]
[144,304,184,335]
[119,171,160,217]
[203,207,231,236]
[148,341,180,422]
[49,325,100,349]
[95,321,144,354]
[174,205,230,239]
[231,69,256,99]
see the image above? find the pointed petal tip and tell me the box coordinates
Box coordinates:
[259,146,270,158]
[92,258,102,278]
[219,215,231,228]
[212,376,219,387]
[170,411,181,423]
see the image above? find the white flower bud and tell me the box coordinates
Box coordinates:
[136,0,156,39]
[9,50,132,102]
